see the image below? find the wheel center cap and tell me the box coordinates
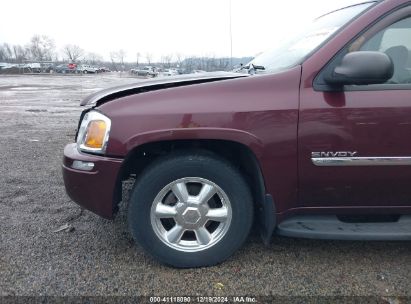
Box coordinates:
[181,207,201,224]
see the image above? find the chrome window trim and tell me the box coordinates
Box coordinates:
[312,157,411,166]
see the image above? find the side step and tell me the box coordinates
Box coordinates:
[277,215,411,241]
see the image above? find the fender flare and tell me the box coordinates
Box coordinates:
[117,127,276,244]
[125,127,265,157]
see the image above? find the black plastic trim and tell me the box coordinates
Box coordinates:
[277,215,411,240]
[259,194,276,245]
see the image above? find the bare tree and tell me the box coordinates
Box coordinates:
[184,56,196,72]
[199,57,207,70]
[145,52,153,65]
[62,44,84,62]
[136,52,141,67]
[161,54,173,68]
[0,45,5,62]
[0,43,13,62]
[29,35,55,61]
[217,57,229,70]
[109,51,118,71]
[208,55,219,71]
[113,49,126,71]
[12,45,28,63]
[85,52,103,65]
[117,49,126,66]
[175,53,184,68]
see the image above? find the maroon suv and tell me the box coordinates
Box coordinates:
[63,0,411,267]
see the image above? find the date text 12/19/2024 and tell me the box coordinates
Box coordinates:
[149,296,257,303]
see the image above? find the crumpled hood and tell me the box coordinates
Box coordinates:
[81,71,248,106]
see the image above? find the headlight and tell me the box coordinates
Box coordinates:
[76,111,111,154]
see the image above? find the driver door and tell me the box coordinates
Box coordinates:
[298,8,411,209]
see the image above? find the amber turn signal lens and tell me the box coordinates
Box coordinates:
[84,120,107,148]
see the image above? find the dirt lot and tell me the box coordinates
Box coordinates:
[0,74,410,301]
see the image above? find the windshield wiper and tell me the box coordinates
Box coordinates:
[240,63,265,74]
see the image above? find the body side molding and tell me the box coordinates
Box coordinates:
[312,156,411,166]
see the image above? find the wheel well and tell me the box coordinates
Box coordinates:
[112,139,267,215]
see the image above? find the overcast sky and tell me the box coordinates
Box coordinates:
[1,0,364,62]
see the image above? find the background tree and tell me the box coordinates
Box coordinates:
[0,43,13,62]
[109,51,118,71]
[217,57,230,70]
[161,54,173,68]
[117,49,126,67]
[12,45,28,63]
[175,53,184,69]
[183,56,196,72]
[0,45,5,61]
[62,44,84,62]
[85,52,103,65]
[145,52,153,65]
[29,35,55,61]
[136,52,141,67]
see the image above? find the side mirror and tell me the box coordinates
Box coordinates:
[325,51,394,86]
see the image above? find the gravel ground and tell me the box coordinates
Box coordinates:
[0,74,410,301]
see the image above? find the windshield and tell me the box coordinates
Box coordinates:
[249,2,374,73]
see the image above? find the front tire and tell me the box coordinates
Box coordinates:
[128,152,254,268]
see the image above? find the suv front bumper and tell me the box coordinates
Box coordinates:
[62,143,123,219]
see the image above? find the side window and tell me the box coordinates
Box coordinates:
[351,16,411,84]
